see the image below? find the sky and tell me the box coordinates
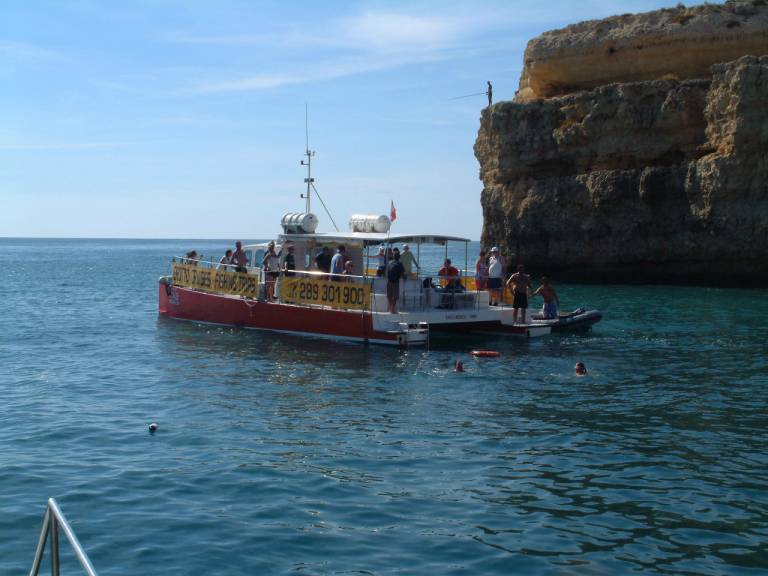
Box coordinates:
[2,0,677,239]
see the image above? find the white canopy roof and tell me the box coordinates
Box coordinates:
[275,232,470,247]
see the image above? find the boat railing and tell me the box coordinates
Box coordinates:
[172,256,257,274]
[169,257,505,311]
[358,272,492,313]
[274,268,374,310]
[29,498,98,576]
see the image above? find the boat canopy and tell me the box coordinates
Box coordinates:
[276,232,470,247]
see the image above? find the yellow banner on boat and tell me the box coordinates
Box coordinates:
[280,276,371,310]
[172,263,259,298]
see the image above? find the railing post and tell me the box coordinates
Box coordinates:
[29,507,51,576]
[50,514,60,576]
[29,499,99,576]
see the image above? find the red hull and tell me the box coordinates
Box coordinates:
[159,283,403,344]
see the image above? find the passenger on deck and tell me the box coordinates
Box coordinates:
[438,258,460,289]
[400,244,420,278]
[487,247,504,306]
[187,251,199,266]
[232,241,249,273]
[376,247,386,277]
[475,250,488,291]
[315,246,332,275]
[533,276,560,319]
[330,245,346,281]
[262,242,280,301]
[507,264,532,324]
[343,260,354,281]
[218,249,233,271]
[386,251,405,314]
[283,245,296,277]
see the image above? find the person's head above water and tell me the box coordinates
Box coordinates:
[575,362,587,376]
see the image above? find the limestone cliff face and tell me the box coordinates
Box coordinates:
[477,3,768,285]
[517,1,768,101]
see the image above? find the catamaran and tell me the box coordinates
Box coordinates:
[158,145,555,346]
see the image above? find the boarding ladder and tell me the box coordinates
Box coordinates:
[29,498,98,576]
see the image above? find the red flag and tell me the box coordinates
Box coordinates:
[390,201,397,222]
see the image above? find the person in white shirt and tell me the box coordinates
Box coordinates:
[487,247,505,306]
[218,249,233,271]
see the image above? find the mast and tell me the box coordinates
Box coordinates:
[300,104,314,214]
[298,106,339,231]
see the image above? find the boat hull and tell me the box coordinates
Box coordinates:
[158,282,423,346]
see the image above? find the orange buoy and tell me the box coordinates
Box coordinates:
[471,350,500,358]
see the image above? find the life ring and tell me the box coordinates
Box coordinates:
[471,350,500,358]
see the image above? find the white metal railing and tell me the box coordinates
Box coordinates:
[29,498,98,576]
[169,257,496,312]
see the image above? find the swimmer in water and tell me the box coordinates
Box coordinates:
[454,360,464,372]
[575,362,587,376]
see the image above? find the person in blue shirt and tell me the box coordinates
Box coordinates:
[330,245,346,281]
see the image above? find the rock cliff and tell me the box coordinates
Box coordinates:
[516,0,768,101]
[476,2,768,285]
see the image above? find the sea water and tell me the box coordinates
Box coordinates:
[1,238,766,575]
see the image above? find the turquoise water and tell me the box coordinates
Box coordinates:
[1,238,767,575]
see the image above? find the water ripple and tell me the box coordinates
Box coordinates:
[1,239,767,574]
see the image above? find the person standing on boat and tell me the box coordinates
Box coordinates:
[375,247,387,277]
[507,264,532,324]
[330,245,346,281]
[343,260,355,281]
[262,242,280,301]
[386,251,405,314]
[474,250,488,291]
[532,276,560,319]
[218,249,233,271]
[232,241,249,273]
[314,246,332,275]
[487,247,505,306]
[400,244,420,278]
[282,245,296,277]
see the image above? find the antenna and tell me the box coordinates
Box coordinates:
[300,103,315,214]
[298,105,339,231]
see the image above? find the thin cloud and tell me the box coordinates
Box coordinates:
[167,11,464,52]
[0,141,132,151]
[182,9,472,94]
[193,51,443,94]
[340,12,461,52]
[0,40,67,62]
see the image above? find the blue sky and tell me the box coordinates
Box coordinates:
[2,0,674,239]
